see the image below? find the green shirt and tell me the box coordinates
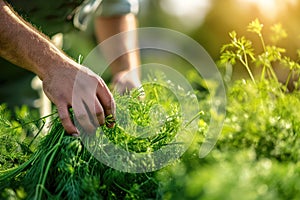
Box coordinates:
[6,0,139,35]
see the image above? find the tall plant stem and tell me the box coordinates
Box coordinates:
[284,70,293,91]
[259,34,278,82]
[259,34,266,52]
[241,52,256,84]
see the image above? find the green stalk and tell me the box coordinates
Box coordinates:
[35,142,61,200]
[184,111,204,128]
[259,34,266,52]
[267,65,279,83]
[33,119,65,200]
[28,120,45,148]
[284,70,293,91]
[261,64,266,81]
[258,33,278,83]
[240,53,256,84]
[13,112,57,129]
[114,181,135,196]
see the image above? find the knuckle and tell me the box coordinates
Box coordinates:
[104,97,115,109]
[95,109,104,117]
[75,113,86,121]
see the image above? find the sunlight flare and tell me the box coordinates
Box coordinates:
[239,0,298,19]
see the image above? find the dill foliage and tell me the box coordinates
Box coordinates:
[0,78,197,200]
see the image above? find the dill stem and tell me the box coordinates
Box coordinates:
[240,53,256,84]
[35,130,64,200]
[268,65,278,82]
[284,70,293,91]
[261,65,266,81]
[259,34,266,52]
[13,111,57,129]
[184,111,204,128]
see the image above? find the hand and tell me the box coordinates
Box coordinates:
[0,0,115,134]
[42,62,115,135]
[112,70,142,94]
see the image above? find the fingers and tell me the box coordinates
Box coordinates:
[73,99,99,134]
[57,101,111,135]
[56,94,111,135]
[72,89,115,134]
[94,99,105,126]
[112,70,142,95]
[57,104,78,135]
[73,97,114,134]
[54,71,116,135]
[96,80,116,125]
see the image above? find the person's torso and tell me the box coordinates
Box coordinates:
[6,0,83,36]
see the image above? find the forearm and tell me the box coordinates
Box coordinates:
[94,14,140,75]
[0,0,78,80]
[0,1,116,134]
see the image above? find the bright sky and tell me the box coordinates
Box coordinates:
[159,0,212,30]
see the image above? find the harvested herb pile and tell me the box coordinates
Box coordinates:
[0,115,160,200]
[0,79,198,200]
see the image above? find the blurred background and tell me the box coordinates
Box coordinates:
[63,0,300,81]
[2,0,300,110]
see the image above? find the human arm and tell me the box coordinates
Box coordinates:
[0,0,115,134]
[94,1,141,94]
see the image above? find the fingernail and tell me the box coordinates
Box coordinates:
[106,122,115,128]
[71,133,80,137]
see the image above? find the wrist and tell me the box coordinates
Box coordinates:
[36,51,80,81]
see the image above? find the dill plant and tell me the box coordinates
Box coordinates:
[217,19,300,160]
[156,19,300,200]
[220,18,300,90]
[0,74,199,199]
